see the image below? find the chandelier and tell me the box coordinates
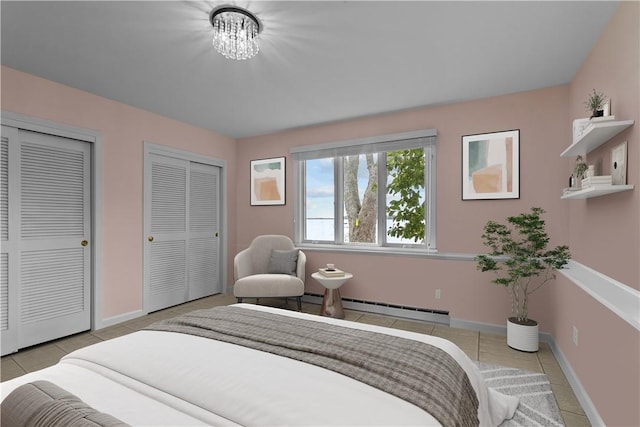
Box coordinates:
[210,6,261,60]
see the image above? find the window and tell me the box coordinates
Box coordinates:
[292,129,436,251]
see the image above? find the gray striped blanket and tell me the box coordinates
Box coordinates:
[146,306,479,427]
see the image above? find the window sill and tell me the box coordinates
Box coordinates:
[294,243,477,261]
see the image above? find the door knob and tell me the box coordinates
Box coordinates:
[148,236,154,242]
[81,240,88,247]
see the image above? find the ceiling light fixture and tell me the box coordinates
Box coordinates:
[210,6,261,60]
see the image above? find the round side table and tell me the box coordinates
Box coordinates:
[311,271,353,319]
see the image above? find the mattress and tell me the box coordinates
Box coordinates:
[0,304,518,426]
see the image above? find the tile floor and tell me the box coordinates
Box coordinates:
[1,293,590,426]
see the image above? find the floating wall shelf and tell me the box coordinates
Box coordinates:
[561,119,634,157]
[561,184,634,200]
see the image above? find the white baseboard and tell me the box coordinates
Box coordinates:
[99,309,145,329]
[450,318,508,336]
[545,335,605,426]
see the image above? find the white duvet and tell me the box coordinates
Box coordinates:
[1,304,518,426]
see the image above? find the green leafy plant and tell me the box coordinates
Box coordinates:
[584,88,606,113]
[386,148,425,242]
[573,155,588,179]
[476,207,570,324]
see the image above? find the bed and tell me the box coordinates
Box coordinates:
[1,304,518,426]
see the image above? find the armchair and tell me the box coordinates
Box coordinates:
[233,235,306,311]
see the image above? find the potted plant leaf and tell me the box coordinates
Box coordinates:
[476,207,570,352]
[584,89,606,118]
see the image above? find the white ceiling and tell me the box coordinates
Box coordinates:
[1,1,618,139]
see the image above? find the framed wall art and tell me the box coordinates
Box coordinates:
[250,156,286,205]
[611,141,627,185]
[462,129,520,200]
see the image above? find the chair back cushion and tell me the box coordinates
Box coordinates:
[248,235,296,274]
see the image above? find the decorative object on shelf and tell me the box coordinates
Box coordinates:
[250,157,285,205]
[476,207,570,352]
[462,129,520,200]
[572,118,590,143]
[585,165,595,178]
[581,175,612,188]
[611,141,628,185]
[584,88,607,118]
[210,5,262,60]
[603,99,611,117]
[573,155,588,182]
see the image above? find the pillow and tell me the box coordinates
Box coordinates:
[267,249,299,276]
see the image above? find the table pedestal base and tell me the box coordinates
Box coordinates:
[320,288,344,319]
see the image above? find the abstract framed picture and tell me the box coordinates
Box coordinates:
[462,129,520,200]
[250,156,286,205]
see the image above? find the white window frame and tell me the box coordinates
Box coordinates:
[292,129,437,254]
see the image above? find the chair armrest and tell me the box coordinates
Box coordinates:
[296,250,306,282]
[234,247,254,281]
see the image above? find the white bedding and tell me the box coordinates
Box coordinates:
[1,304,518,426]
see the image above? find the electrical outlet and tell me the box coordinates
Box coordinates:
[435,289,441,299]
[572,325,579,346]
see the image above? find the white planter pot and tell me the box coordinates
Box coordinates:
[507,317,539,352]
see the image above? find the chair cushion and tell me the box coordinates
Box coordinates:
[233,274,304,298]
[267,249,299,276]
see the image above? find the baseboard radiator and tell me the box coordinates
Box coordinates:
[302,293,450,325]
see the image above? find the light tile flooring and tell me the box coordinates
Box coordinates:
[1,294,590,426]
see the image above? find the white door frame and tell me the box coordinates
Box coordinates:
[1,110,104,330]
[143,141,227,314]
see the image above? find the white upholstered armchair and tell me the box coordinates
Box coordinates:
[233,235,306,311]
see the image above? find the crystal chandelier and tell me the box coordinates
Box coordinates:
[210,6,261,60]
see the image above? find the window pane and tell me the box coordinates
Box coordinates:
[305,158,334,241]
[386,148,425,245]
[343,154,378,244]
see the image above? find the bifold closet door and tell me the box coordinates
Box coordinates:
[145,154,221,312]
[188,162,221,300]
[146,154,189,312]
[1,126,91,354]
[1,126,16,354]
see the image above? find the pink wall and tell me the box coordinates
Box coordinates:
[567,1,639,289]
[552,3,639,426]
[237,85,571,329]
[1,66,237,319]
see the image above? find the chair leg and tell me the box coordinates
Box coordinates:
[236,297,243,304]
[296,296,302,312]
[256,298,260,305]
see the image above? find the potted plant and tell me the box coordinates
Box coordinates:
[572,155,588,187]
[476,207,570,352]
[584,88,606,118]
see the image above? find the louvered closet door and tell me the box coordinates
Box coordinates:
[188,162,221,300]
[16,130,91,349]
[145,153,222,312]
[146,154,189,312]
[1,126,18,354]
